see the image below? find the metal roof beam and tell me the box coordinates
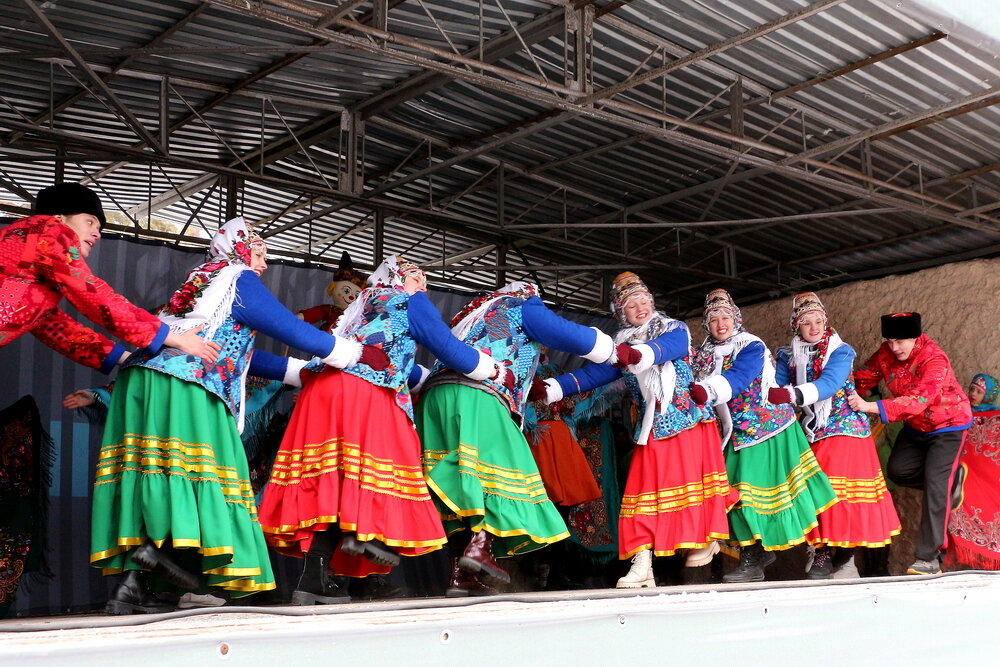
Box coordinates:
[82,0,408,185]
[19,0,165,154]
[4,2,211,145]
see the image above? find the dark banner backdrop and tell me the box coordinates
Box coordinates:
[0,232,615,617]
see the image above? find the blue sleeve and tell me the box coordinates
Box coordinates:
[99,343,126,375]
[248,349,289,382]
[232,272,335,358]
[555,362,622,398]
[807,345,855,402]
[143,323,170,354]
[408,364,423,389]
[520,297,598,355]
[406,291,480,374]
[775,348,791,387]
[642,326,690,363]
[722,341,765,396]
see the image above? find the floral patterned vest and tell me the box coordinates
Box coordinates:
[787,345,871,442]
[127,315,255,427]
[723,350,796,450]
[431,296,540,418]
[623,356,714,442]
[342,290,417,420]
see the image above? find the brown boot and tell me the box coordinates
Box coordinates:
[446,558,497,598]
[458,531,510,584]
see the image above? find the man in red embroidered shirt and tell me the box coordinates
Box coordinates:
[849,312,972,575]
[0,183,218,372]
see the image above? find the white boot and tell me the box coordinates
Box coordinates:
[616,549,655,588]
[685,541,720,568]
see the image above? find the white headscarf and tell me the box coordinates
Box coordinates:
[333,254,424,338]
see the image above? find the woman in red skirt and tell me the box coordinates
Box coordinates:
[258,255,508,604]
[535,272,739,587]
[770,293,900,578]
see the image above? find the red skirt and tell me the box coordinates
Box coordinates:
[806,434,901,547]
[619,421,739,558]
[257,370,446,577]
[531,420,602,506]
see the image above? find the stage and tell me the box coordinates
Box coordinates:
[1,572,996,664]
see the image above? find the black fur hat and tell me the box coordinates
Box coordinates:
[881,312,921,339]
[34,183,106,225]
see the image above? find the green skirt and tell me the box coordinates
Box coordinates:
[417,384,569,555]
[90,368,275,595]
[726,422,838,550]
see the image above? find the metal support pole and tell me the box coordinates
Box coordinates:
[339,110,364,195]
[224,175,241,220]
[54,145,65,184]
[374,208,385,261]
[160,75,170,154]
[372,0,388,32]
[496,243,507,288]
[564,5,594,93]
[497,162,505,229]
[730,77,743,150]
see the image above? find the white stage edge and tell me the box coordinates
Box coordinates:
[1,573,996,665]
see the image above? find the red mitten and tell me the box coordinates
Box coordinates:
[527,376,548,402]
[688,382,708,405]
[502,364,517,394]
[358,345,390,371]
[614,343,642,369]
[767,387,793,405]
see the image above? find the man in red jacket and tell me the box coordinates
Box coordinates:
[849,312,972,575]
[0,183,217,371]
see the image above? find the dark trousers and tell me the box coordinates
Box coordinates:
[886,428,966,561]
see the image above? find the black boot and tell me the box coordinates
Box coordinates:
[130,541,199,590]
[105,570,176,615]
[807,546,834,579]
[291,555,351,605]
[723,542,776,584]
[341,533,401,567]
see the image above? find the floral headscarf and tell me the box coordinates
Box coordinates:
[160,216,264,335]
[333,254,425,337]
[450,281,539,340]
[970,373,1000,412]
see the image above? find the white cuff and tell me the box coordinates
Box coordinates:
[323,336,362,369]
[704,374,733,405]
[583,327,615,363]
[631,343,656,373]
[544,378,563,405]
[796,382,819,406]
[465,351,497,382]
[411,364,431,394]
[282,358,308,388]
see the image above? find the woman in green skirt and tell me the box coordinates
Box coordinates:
[90,217,387,614]
[689,289,837,583]
[417,281,623,596]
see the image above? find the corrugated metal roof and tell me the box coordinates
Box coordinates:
[1,0,999,314]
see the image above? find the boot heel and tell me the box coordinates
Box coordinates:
[105,599,138,615]
[292,589,353,606]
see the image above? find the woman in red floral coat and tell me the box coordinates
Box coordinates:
[849,312,972,575]
[0,183,217,371]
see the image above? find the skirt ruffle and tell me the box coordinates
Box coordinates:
[258,370,446,578]
[418,384,569,556]
[806,434,901,547]
[89,368,274,595]
[726,423,838,550]
[618,421,740,558]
